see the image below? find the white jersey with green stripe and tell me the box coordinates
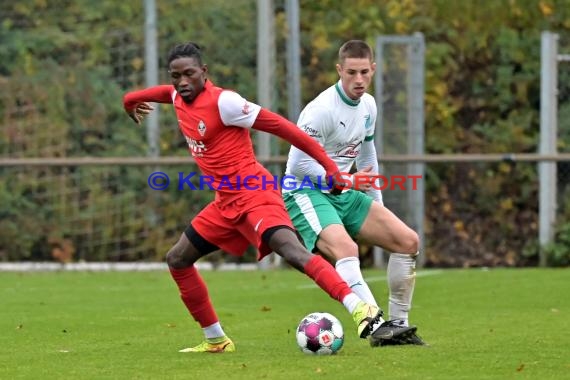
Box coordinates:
[283,80,379,199]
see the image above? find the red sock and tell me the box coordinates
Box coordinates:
[303,255,352,302]
[169,266,219,328]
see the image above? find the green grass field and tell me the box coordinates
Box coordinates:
[1,268,568,379]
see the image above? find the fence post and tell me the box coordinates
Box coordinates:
[407,32,426,268]
[285,0,301,123]
[257,0,276,269]
[374,34,426,268]
[144,0,159,158]
[539,31,558,267]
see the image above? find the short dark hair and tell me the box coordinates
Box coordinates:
[338,40,373,63]
[167,42,203,65]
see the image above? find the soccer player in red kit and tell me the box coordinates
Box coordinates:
[123,42,393,353]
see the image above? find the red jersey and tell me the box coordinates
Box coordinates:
[123,80,339,214]
[173,81,263,184]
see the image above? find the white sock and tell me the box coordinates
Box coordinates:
[342,293,362,314]
[203,322,226,339]
[341,286,386,326]
[335,257,378,307]
[387,252,418,326]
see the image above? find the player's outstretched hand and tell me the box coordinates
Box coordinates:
[127,102,154,124]
[353,166,377,191]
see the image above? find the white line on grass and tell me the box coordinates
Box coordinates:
[0,261,258,272]
[296,270,444,289]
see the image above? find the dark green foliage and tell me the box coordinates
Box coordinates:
[543,188,570,266]
[543,222,570,266]
[1,1,570,264]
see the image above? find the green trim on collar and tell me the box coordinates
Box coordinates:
[364,135,374,142]
[335,82,360,106]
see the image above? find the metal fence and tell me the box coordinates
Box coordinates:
[2,154,567,267]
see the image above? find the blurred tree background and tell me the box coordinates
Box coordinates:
[1,0,570,266]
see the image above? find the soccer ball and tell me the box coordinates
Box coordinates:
[296,312,344,355]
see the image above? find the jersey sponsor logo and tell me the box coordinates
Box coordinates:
[364,114,372,129]
[185,136,207,157]
[300,123,322,138]
[198,120,206,136]
[254,218,264,232]
[335,141,362,158]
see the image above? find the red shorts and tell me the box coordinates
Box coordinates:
[190,190,294,260]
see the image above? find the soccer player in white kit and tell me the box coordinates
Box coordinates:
[283,40,425,346]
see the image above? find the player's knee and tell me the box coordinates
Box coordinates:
[317,235,358,259]
[276,239,311,271]
[165,248,182,268]
[166,242,193,269]
[403,231,420,255]
[329,239,359,259]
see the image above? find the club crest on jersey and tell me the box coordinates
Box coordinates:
[364,114,372,130]
[197,120,206,136]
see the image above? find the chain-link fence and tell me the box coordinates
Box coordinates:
[0,159,544,267]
